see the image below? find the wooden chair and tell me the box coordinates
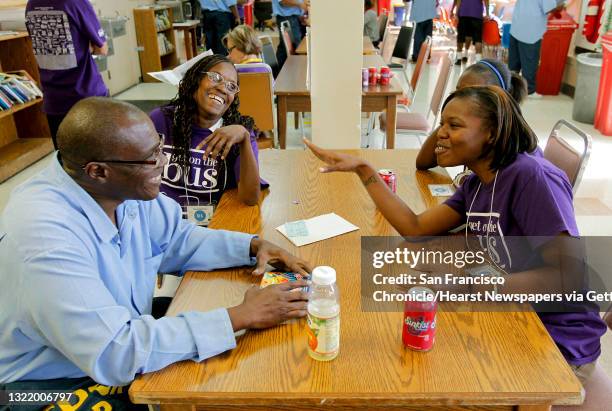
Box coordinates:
[543,120,592,193]
[235,63,275,149]
[379,49,455,148]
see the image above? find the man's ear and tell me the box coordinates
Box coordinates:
[83,163,109,181]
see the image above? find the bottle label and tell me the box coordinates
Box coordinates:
[307,312,340,355]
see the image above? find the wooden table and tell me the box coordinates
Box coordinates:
[130,150,583,411]
[296,36,377,55]
[274,55,403,149]
[173,20,200,60]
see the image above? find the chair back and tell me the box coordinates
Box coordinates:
[427,49,455,126]
[259,35,279,75]
[280,21,294,56]
[543,119,592,192]
[391,25,413,62]
[377,13,388,43]
[410,35,431,94]
[235,63,274,131]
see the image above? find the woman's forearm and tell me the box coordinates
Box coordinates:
[237,138,261,206]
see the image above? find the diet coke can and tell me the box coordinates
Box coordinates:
[402,286,437,351]
[378,169,397,193]
[368,67,378,85]
[362,68,369,87]
[379,67,391,85]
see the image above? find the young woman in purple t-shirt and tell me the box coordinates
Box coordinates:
[150,55,266,224]
[304,86,607,383]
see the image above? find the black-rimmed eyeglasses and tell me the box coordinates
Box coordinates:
[62,133,166,169]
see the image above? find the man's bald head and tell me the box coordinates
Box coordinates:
[57,97,155,164]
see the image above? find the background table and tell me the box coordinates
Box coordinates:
[296,36,377,55]
[130,150,583,411]
[173,20,200,61]
[274,56,403,149]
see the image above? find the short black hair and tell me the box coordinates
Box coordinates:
[364,0,374,10]
[441,86,538,171]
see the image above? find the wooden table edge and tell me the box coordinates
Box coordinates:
[130,389,583,406]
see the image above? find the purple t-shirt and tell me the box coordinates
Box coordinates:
[25,0,108,115]
[458,0,485,18]
[444,153,606,365]
[149,106,267,214]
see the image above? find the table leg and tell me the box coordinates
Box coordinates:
[190,28,197,57]
[385,95,397,149]
[183,30,193,60]
[516,405,551,411]
[277,96,287,149]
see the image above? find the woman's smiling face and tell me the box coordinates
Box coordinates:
[194,62,237,121]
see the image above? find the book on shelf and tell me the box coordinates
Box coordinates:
[0,71,43,111]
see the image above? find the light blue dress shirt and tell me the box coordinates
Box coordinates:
[510,0,558,44]
[200,0,237,13]
[272,0,303,17]
[410,0,438,23]
[0,154,255,386]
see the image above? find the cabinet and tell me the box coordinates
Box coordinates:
[134,6,179,83]
[0,32,52,183]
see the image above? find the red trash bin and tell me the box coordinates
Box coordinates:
[595,32,612,136]
[536,10,578,95]
[244,1,254,27]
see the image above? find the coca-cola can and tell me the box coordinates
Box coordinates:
[402,286,437,351]
[379,66,391,85]
[362,68,369,87]
[368,67,378,85]
[378,169,396,193]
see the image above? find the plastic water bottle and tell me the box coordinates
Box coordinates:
[306,266,340,361]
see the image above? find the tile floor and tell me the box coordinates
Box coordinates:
[0,46,610,379]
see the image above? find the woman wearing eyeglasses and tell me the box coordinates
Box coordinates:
[149,54,267,225]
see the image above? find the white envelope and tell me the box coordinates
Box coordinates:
[148,49,213,86]
[276,213,359,247]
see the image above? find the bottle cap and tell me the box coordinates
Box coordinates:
[311,266,336,285]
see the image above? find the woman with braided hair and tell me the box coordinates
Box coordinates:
[150,54,267,224]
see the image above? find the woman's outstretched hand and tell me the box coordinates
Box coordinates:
[303,138,367,174]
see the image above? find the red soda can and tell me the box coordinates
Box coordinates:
[362,68,369,87]
[380,67,391,85]
[368,67,378,85]
[402,287,437,351]
[378,169,396,193]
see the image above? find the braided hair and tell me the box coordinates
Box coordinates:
[163,54,256,171]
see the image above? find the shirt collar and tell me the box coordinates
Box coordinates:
[209,118,223,132]
[51,152,135,244]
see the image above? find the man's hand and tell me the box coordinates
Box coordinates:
[249,238,312,276]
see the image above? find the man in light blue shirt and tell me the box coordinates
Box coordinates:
[200,0,240,54]
[0,98,310,408]
[509,0,564,96]
[272,0,308,70]
[409,0,438,62]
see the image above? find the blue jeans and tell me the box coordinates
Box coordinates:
[202,10,233,54]
[275,15,304,70]
[508,35,542,94]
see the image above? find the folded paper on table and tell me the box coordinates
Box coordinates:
[276,213,359,246]
[147,49,213,86]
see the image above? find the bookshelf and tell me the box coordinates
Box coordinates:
[0,32,52,183]
[134,6,179,83]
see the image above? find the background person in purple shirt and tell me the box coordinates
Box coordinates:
[25,0,109,149]
[303,85,606,385]
[150,55,266,225]
[451,0,489,64]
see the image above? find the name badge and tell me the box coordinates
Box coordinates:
[187,205,215,226]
